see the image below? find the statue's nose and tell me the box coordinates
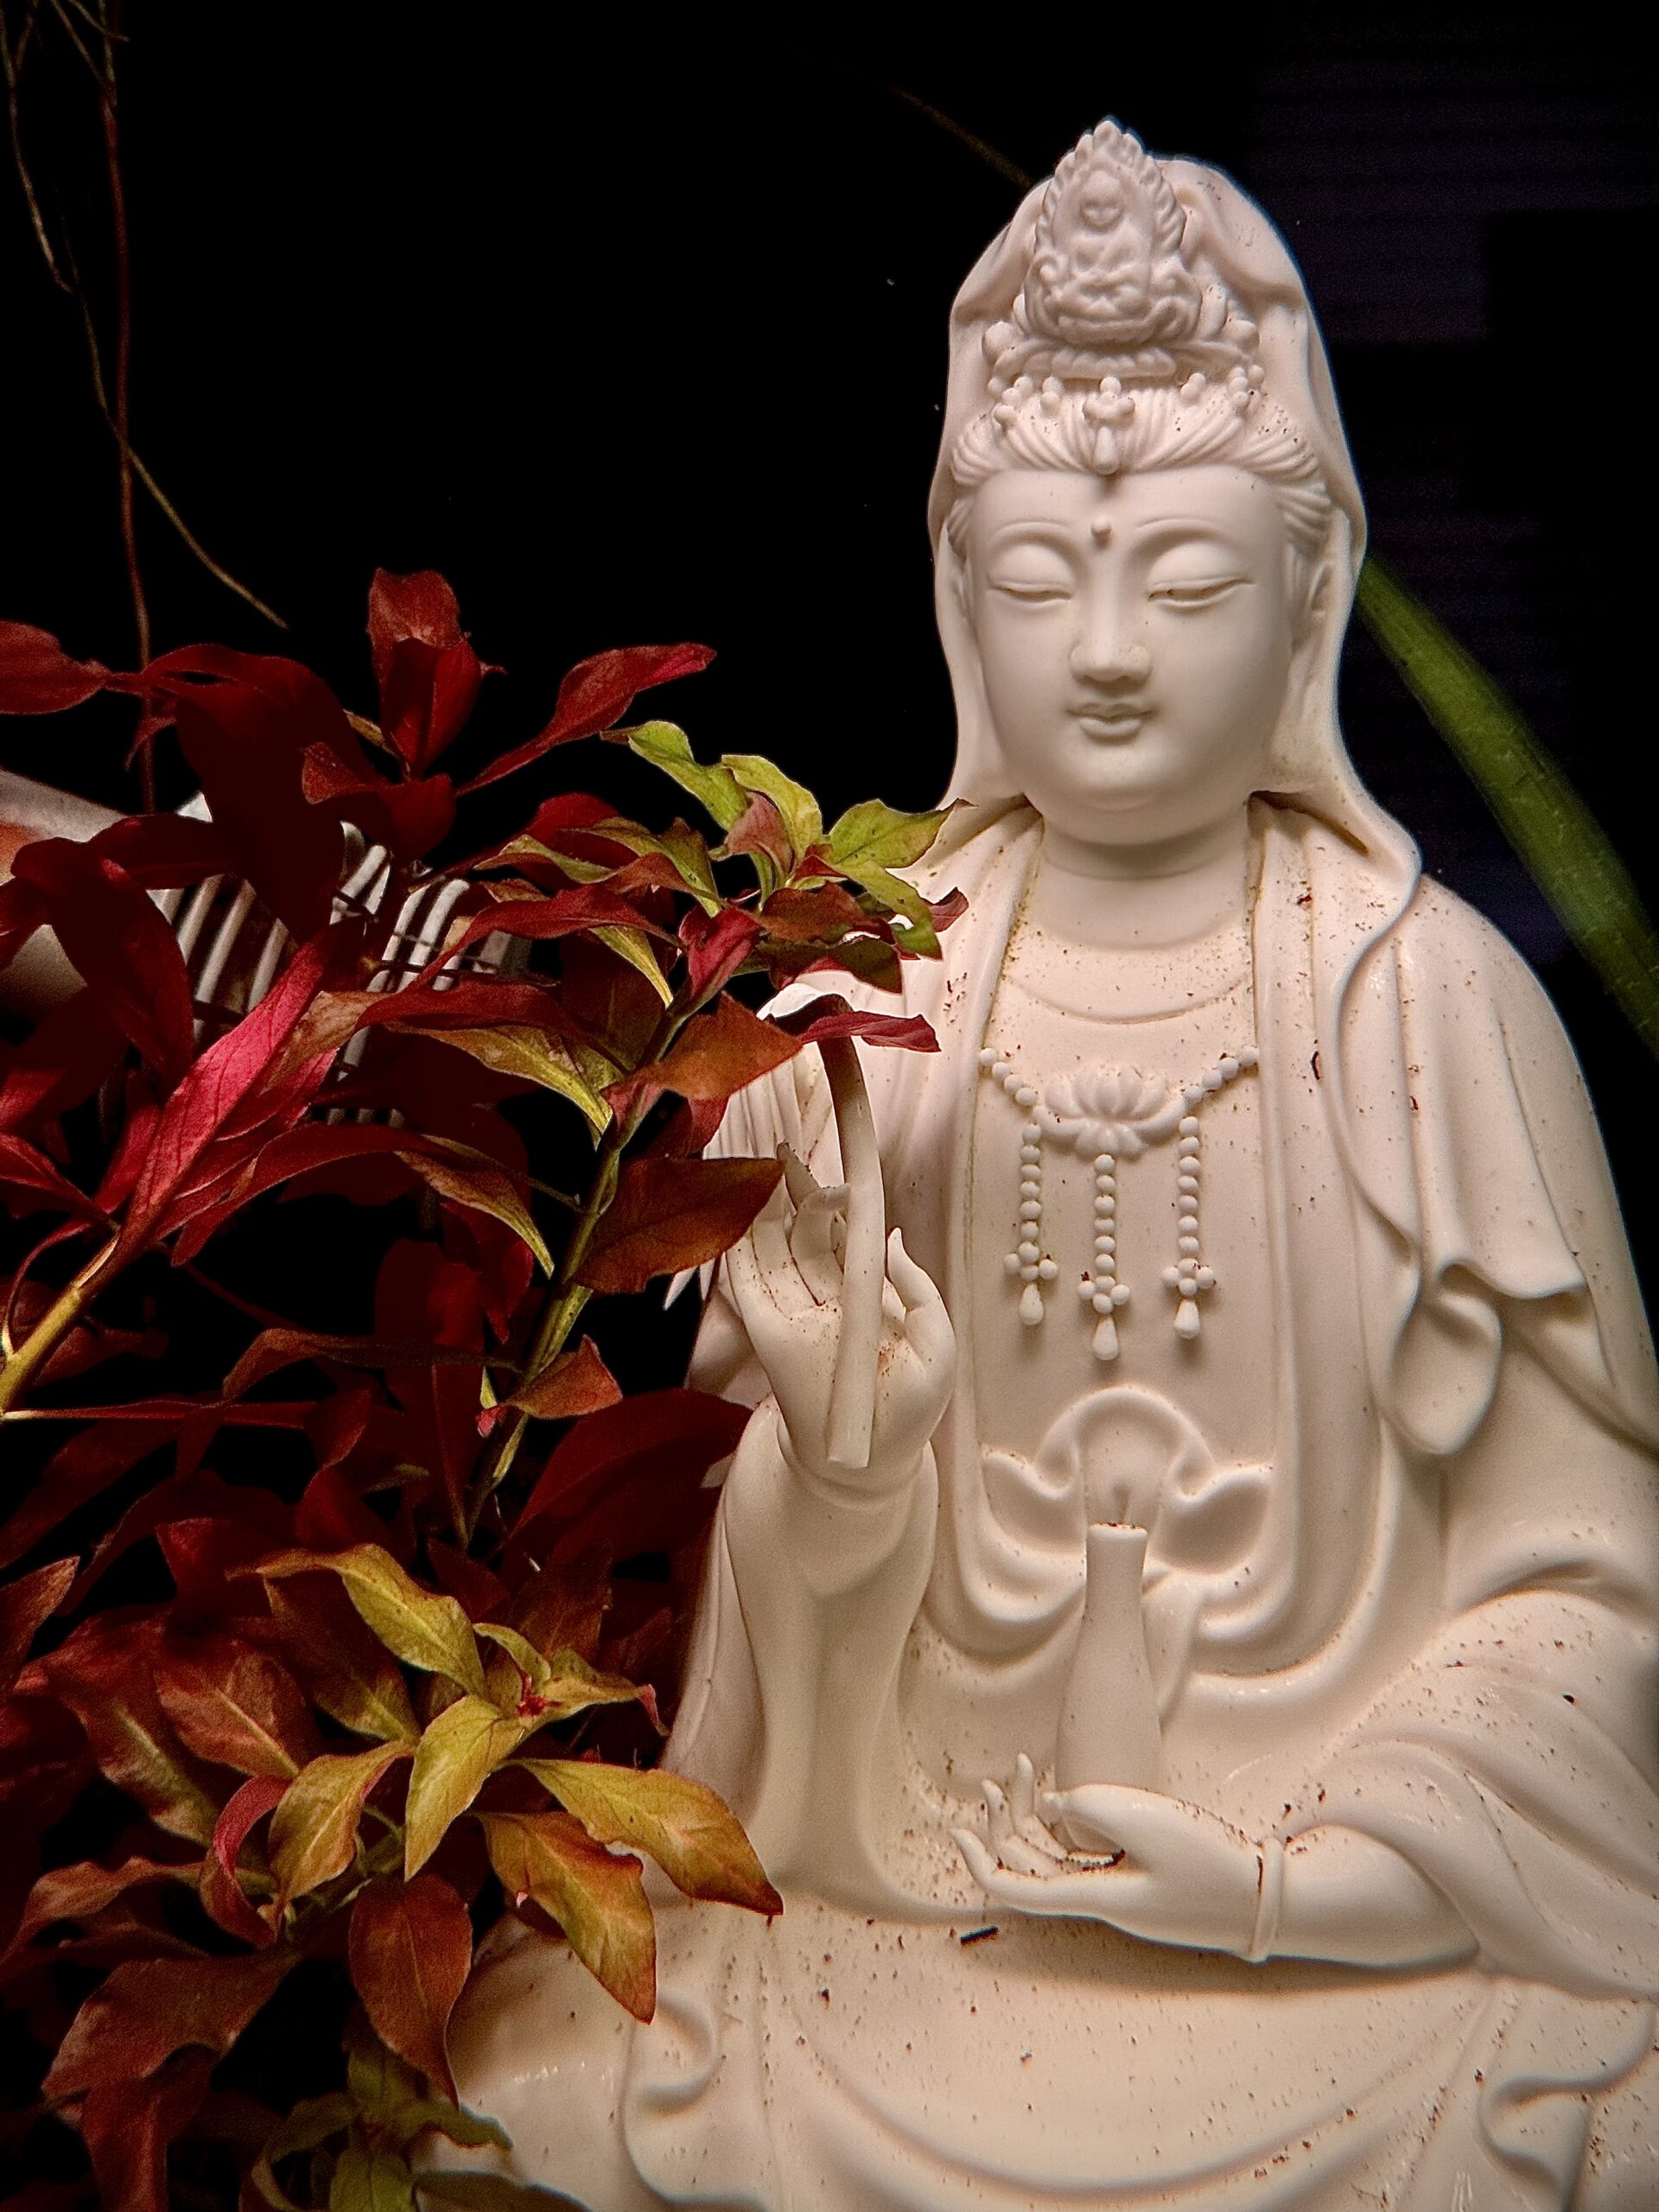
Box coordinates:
[1070,637,1151,685]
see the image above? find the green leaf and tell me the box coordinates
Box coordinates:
[479,1810,656,2021]
[626,721,747,831]
[330,2146,416,2212]
[520,1758,781,1915]
[261,2093,354,2164]
[258,1546,487,1696]
[589,817,721,908]
[404,1695,531,1876]
[408,1026,612,1132]
[346,2012,425,2117]
[269,1740,412,1906]
[387,2100,509,2152]
[721,753,823,868]
[1357,556,1659,1053]
[828,798,954,874]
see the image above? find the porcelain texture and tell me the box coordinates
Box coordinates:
[448,121,1659,2209]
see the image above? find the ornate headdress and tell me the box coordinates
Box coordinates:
[980,120,1266,469]
[931,119,1369,531]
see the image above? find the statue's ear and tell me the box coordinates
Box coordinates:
[1292,555,1333,653]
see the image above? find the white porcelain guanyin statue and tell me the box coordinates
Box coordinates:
[448,123,1659,2209]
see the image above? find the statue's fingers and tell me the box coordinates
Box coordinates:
[1010,1751,1037,1828]
[789,1184,848,1305]
[994,1835,1056,1878]
[778,1142,820,1209]
[889,1230,955,1374]
[981,1777,1012,1844]
[953,1827,1014,1897]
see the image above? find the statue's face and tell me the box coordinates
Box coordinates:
[964,465,1306,847]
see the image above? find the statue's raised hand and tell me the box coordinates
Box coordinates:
[722,1154,954,1491]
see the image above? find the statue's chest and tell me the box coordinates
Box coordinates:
[968,941,1276,1463]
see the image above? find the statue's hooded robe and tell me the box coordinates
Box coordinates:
[454,156,1659,2212]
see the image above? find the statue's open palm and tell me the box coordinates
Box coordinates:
[723,1153,955,1491]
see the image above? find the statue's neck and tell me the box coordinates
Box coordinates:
[1024,810,1251,955]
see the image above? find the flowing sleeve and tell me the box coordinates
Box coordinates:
[1313,891,1659,1998]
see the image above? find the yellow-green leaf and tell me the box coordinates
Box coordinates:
[828,797,954,874]
[1357,556,1659,1056]
[407,1026,611,1132]
[721,754,823,868]
[329,2146,416,2212]
[404,1695,532,1877]
[589,924,674,1005]
[479,1810,656,2021]
[413,2171,585,2209]
[258,1546,486,1697]
[403,1154,554,1273]
[485,1637,658,1726]
[520,1758,781,1915]
[626,721,747,831]
[269,1740,411,1907]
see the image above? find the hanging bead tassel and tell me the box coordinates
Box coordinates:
[986,1047,1058,1328]
[1082,1150,1128,1360]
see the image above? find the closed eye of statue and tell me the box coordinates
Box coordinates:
[1147,575,1251,608]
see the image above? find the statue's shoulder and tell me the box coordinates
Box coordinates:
[1393,872,1589,1103]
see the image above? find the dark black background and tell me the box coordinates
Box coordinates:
[3,10,1656,1284]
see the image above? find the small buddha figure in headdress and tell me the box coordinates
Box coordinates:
[454,121,1659,2210]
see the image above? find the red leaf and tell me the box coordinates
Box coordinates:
[44,1948,296,2095]
[772,994,940,1052]
[117,926,341,1255]
[292,1465,391,1554]
[458,641,714,794]
[153,1632,321,1778]
[301,741,456,861]
[515,1387,747,1536]
[146,649,348,938]
[348,976,578,1039]
[375,1242,486,1530]
[416,885,669,985]
[477,1335,621,1436]
[677,905,761,1009]
[757,880,878,944]
[425,1540,508,1623]
[0,1557,76,1693]
[0,991,126,1141]
[35,1617,222,1844]
[88,810,237,889]
[348,1873,472,2096]
[202,1776,284,1945]
[65,1470,289,1611]
[0,620,113,713]
[0,1421,165,1575]
[79,2049,216,2212]
[607,994,799,1123]
[367,569,494,773]
[577,1154,783,1294]
[4,1855,195,1966]
[0,1133,104,1223]
[10,840,195,1085]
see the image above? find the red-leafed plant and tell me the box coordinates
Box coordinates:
[0,575,957,2209]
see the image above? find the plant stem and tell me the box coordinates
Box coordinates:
[465,1005,682,1536]
[0,1249,110,1416]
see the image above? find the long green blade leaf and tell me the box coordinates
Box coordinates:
[1357,557,1659,1054]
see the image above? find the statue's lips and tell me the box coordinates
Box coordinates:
[1069,701,1151,742]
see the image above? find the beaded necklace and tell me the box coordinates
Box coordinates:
[976,1042,1259,1360]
